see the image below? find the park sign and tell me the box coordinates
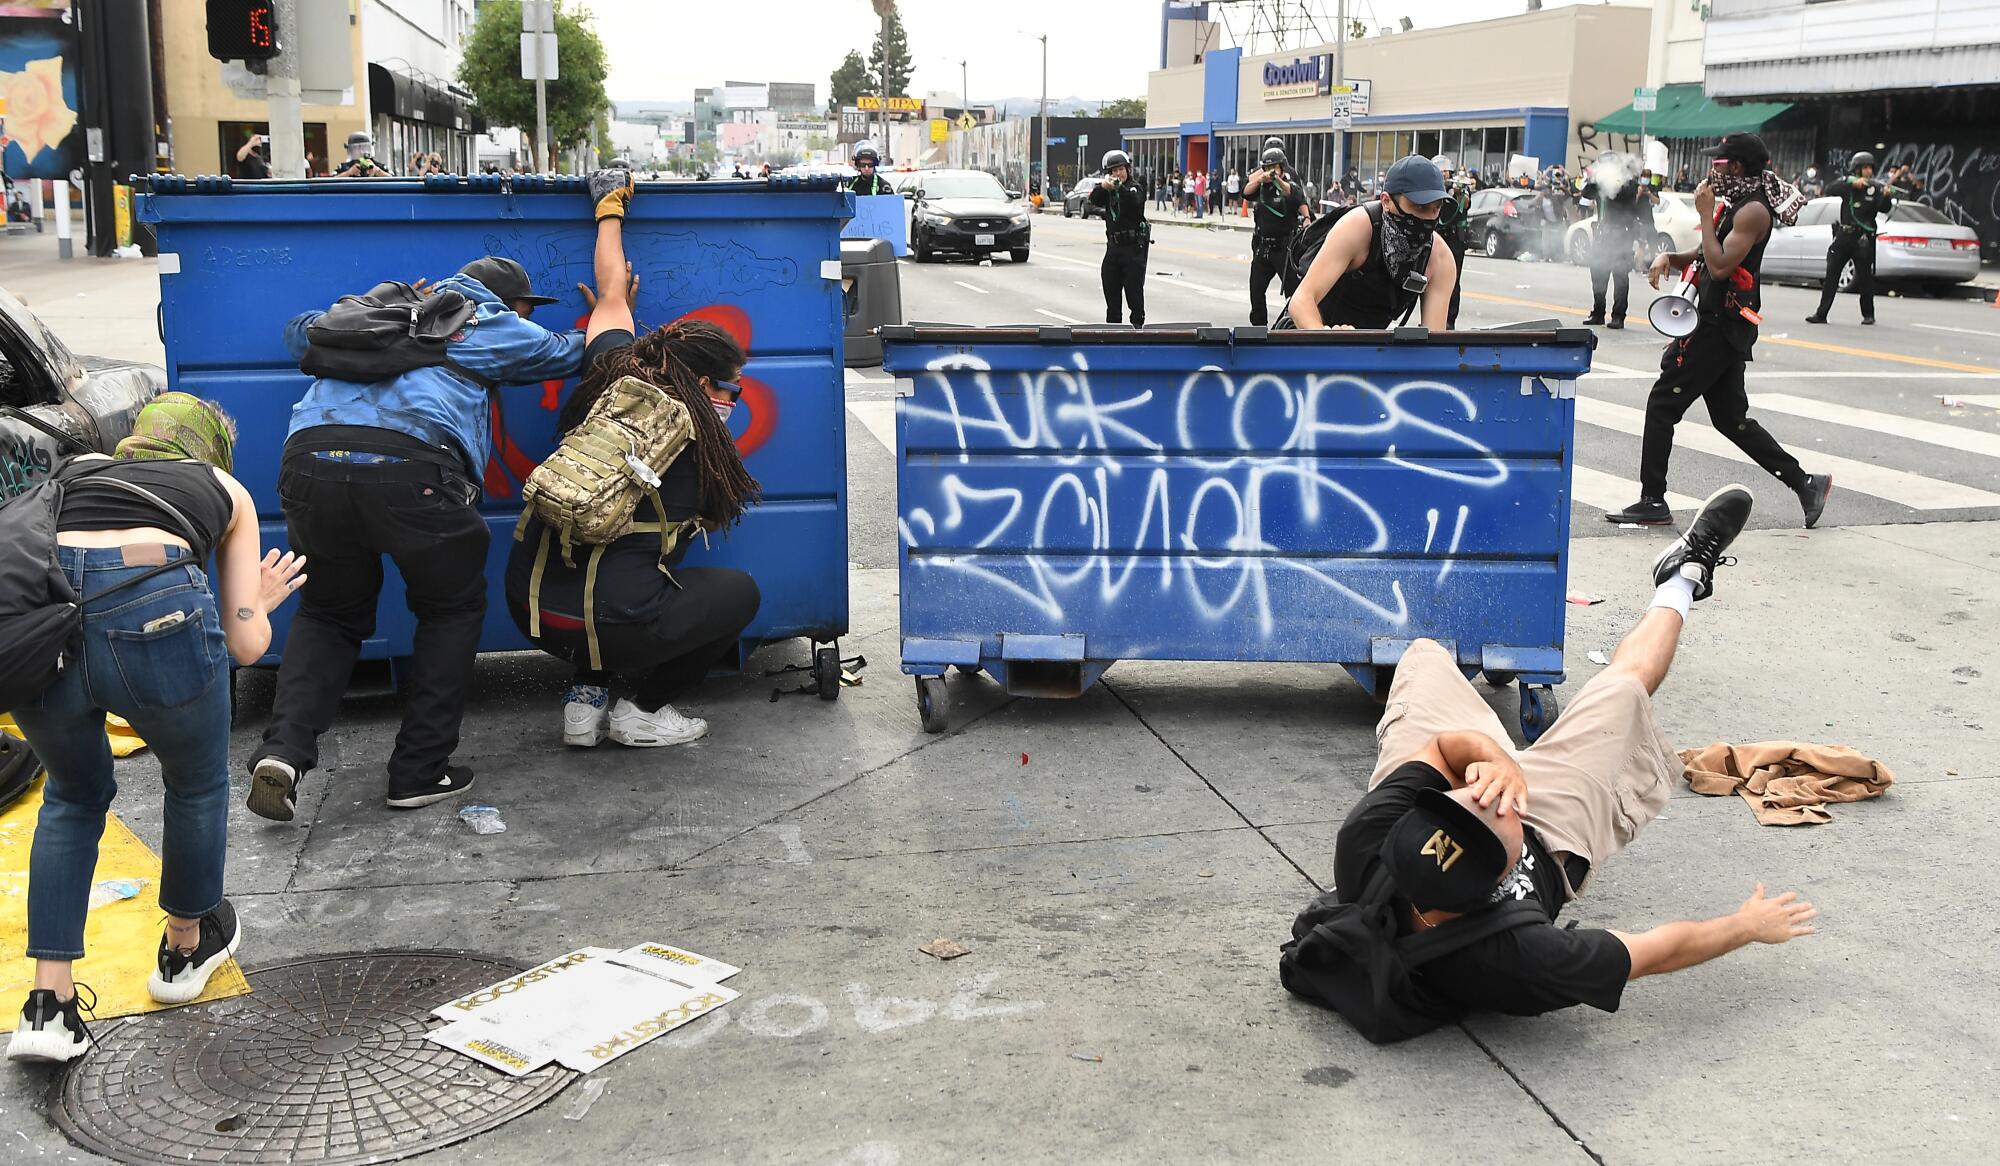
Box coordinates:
[1264,54,1332,100]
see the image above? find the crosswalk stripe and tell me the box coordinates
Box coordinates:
[847,401,896,453]
[1568,466,1703,515]
[1584,370,2000,380]
[1950,395,2000,408]
[1035,307,1088,325]
[1748,393,2000,460]
[1575,397,2000,510]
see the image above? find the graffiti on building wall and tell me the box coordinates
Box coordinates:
[1827,138,2000,260]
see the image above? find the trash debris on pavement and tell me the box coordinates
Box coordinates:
[1566,591,1604,606]
[458,805,507,835]
[918,938,970,961]
[426,942,741,1076]
[1938,395,1964,408]
[86,878,147,910]
[562,1077,607,1121]
[1020,752,1029,766]
[1068,1050,1103,1062]
[1196,869,1215,878]
[1587,650,1611,666]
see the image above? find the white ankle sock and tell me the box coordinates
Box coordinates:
[1650,573,1697,619]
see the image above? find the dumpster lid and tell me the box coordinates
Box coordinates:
[886,323,1232,344]
[139,172,845,196]
[840,237,896,263]
[881,323,1597,346]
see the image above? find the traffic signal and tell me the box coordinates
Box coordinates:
[206,0,280,62]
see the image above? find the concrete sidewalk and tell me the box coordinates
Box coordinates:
[3,519,1988,1163]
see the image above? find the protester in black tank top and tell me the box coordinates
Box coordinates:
[7,395,305,1065]
[1604,133,1833,531]
[1285,155,1459,330]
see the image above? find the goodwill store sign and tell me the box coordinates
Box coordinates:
[1263,54,1332,100]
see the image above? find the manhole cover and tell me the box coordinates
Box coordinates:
[52,951,575,1165]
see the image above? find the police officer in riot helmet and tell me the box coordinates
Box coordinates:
[1805,150,1897,326]
[1582,150,1646,330]
[849,144,894,196]
[1431,154,1471,328]
[1284,155,1459,331]
[1088,149,1149,327]
[1244,145,1310,326]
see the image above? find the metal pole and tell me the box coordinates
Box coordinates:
[52,178,72,259]
[525,0,551,172]
[961,59,968,114]
[266,0,306,179]
[1332,0,1346,192]
[1038,34,1048,205]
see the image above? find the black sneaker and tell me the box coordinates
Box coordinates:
[148,899,241,1004]
[7,985,95,1063]
[247,756,299,822]
[1606,317,1625,330]
[1861,316,1876,326]
[1805,314,1827,324]
[1605,497,1673,526]
[1652,484,1754,601]
[386,764,475,810]
[1582,313,1607,325]
[1797,473,1834,529]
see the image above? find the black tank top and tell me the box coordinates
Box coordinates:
[55,458,235,561]
[1314,203,1403,329]
[1695,193,1768,355]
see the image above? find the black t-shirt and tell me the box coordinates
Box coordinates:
[504,328,702,628]
[1253,174,1306,237]
[1332,761,1631,1017]
[239,150,270,180]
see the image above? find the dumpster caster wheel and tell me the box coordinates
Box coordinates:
[1484,670,1517,687]
[814,645,842,701]
[953,663,983,676]
[916,677,949,734]
[1519,684,1558,743]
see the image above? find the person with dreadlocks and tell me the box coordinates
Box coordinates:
[1607,133,1834,530]
[504,169,762,749]
[7,396,306,1063]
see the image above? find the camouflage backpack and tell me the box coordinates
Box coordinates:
[513,374,698,666]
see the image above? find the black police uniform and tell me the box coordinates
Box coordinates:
[848,172,895,197]
[1435,187,1470,327]
[1088,177,1149,326]
[1811,176,1894,322]
[1248,172,1307,326]
[1587,179,1645,325]
[1638,192,1809,502]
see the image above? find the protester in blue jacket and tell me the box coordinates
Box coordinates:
[247,255,584,822]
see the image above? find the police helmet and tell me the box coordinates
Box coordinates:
[1260,146,1286,167]
[344,131,374,150]
[853,145,880,165]
[1264,136,1285,151]
[1849,150,1876,173]
[1102,149,1131,172]
[1431,154,1456,175]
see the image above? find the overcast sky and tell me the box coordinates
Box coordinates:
[591,0,1628,106]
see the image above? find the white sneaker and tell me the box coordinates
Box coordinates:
[608,699,708,747]
[563,684,611,747]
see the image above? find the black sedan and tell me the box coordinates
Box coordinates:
[907,170,1033,263]
[1,284,165,502]
[1465,188,1550,260]
[1062,175,1105,220]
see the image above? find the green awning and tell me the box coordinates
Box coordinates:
[1589,82,1794,140]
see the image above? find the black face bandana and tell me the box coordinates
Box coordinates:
[1381,206,1433,288]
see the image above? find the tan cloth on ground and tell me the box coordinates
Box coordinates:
[1679,741,1894,826]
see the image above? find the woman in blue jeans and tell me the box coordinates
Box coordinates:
[6,395,305,1064]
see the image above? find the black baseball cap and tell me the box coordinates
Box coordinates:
[1383,155,1448,204]
[1700,132,1771,172]
[458,256,559,307]
[1378,788,1509,913]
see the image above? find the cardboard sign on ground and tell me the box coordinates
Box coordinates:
[426,943,740,1075]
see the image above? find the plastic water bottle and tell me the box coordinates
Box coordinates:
[458,805,507,835]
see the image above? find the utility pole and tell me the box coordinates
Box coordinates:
[1036,33,1048,204]
[266,0,306,179]
[872,1,895,160]
[960,59,968,115]
[1332,0,1346,193]
[525,0,553,172]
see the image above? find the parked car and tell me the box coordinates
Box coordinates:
[1759,196,1982,291]
[903,169,1032,263]
[1062,175,1105,220]
[1465,188,1544,259]
[0,284,165,502]
[1564,190,1701,266]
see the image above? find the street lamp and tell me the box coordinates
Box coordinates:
[1020,31,1048,204]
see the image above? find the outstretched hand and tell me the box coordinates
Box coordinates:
[1738,883,1817,944]
[257,549,307,614]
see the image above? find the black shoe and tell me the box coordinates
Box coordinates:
[6,985,95,1063]
[1805,315,1827,324]
[1652,484,1753,601]
[386,764,475,810]
[149,899,241,1004]
[1605,498,1673,526]
[1797,473,1834,529]
[247,756,299,822]
[1582,313,1607,325]
[1861,316,1876,326]
[1606,318,1625,330]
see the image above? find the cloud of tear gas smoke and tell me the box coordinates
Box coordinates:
[1590,151,1638,198]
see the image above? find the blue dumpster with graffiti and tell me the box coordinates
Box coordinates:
[140,174,851,689]
[886,324,1593,739]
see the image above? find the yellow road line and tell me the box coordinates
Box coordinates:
[1464,290,1590,317]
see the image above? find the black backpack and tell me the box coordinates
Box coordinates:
[298,280,496,388]
[1278,866,1547,1044]
[0,468,200,713]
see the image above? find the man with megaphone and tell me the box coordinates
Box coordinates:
[1607,133,1834,530]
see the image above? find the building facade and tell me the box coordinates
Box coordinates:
[1126,4,1653,195]
[363,0,480,172]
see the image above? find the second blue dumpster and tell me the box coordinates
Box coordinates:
[887,323,1593,739]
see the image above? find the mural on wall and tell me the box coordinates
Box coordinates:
[0,10,81,180]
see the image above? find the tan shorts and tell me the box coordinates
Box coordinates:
[1368,638,1677,896]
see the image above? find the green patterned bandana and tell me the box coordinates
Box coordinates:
[114,393,234,472]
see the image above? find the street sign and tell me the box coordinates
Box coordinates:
[1633,86,1658,113]
[956,112,977,130]
[1330,78,1370,128]
[520,32,557,80]
[1079,134,1088,147]
[929,118,948,143]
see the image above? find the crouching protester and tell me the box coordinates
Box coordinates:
[1279,486,1817,1042]
[1,396,305,1063]
[505,169,761,749]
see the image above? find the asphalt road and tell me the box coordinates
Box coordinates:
[846,212,2000,559]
